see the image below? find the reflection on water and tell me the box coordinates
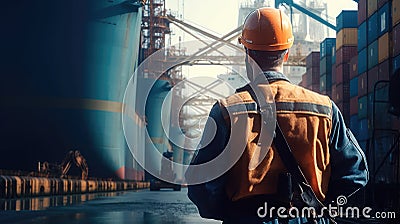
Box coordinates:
[0,189,221,224]
[0,192,122,211]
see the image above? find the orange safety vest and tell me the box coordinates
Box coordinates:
[219,80,332,202]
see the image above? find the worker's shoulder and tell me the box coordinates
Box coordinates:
[273,81,332,108]
[220,85,255,108]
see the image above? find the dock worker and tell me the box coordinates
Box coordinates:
[187,7,369,224]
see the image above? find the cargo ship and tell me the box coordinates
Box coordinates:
[0,0,146,180]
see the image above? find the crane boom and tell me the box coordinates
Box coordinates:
[275,0,335,30]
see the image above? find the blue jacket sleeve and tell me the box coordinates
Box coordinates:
[187,103,230,220]
[326,101,369,202]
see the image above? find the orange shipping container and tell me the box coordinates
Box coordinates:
[393,0,400,26]
[378,32,389,63]
[336,28,358,50]
[368,0,378,17]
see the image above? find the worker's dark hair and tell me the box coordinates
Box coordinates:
[246,49,288,69]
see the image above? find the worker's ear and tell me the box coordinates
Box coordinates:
[283,50,289,62]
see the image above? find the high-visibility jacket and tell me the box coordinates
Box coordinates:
[219,79,332,202]
[187,71,368,221]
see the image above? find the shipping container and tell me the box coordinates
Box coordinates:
[358,118,369,141]
[301,73,307,87]
[336,46,357,64]
[368,86,389,114]
[337,101,350,125]
[378,32,390,62]
[320,74,327,92]
[358,96,368,119]
[358,48,368,74]
[358,72,368,96]
[320,38,336,58]
[306,67,320,85]
[378,2,391,36]
[332,63,336,84]
[336,82,350,103]
[326,73,332,92]
[306,52,320,68]
[368,66,379,92]
[393,0,400,26]
[359,0,367,25]
[320,73,332,93]
[332,46,336,64]
[368,0,378,17]
[368,40,379,70]
[368,12,379,44]
[308,84,321,93]
[394,23,400,57]
[332,84,337,101]
[393,54,400,74]
[336,63,350,84]
[358,21,367,51]
[350,97,358,115]
[368,87,392,130]
[336,28,358,49]
[320,56,332,74]
[350,77,358,97]
[336,10,358,32]
[350,56,358,79]
[378,0,389,8]
[350,115,359,136]
[378,59,390,81]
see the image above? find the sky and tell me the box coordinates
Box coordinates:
[165,0,358,44]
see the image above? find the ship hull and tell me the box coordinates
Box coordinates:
[0,1,144,180]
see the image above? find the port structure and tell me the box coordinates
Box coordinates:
[139,0,342,165]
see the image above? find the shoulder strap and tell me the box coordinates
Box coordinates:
[273,122,325,210]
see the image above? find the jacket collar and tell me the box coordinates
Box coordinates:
[262,71,291,83]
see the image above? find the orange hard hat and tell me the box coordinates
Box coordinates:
[238,7,294,51]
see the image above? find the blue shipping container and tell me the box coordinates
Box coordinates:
[358,48,367,74]
[368,40,379,70]
[336,10,358,32]
[350,77,358,97]
[394,54,400,75]
[320,38,336,58]
[358,118,369,141]
[378,2,391,37]
[320,56,332,74]
[368,12,379,44]
[320,74,327,92]
[350,115,359,134]
[358,96,368,119]
[332,48,336,64]
[358,22,367,51]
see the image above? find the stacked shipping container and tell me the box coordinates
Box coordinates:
[335,10,358,125]
[301,0,400,189]
[320,38,336,97]
[304,52,321,92]
[355,0,400,183]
